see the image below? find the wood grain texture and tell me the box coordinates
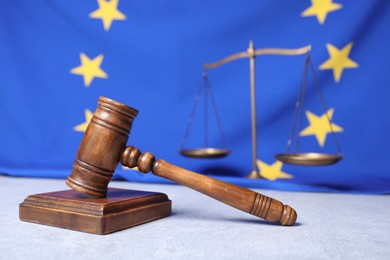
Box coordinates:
[66,97,139,198]
[65,97,297,227]
[19,188,171,235]
[121,146,297,226]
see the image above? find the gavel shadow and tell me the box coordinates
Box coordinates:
[225,218,302,227]
[198,166,245,177]
[172,209,302,227]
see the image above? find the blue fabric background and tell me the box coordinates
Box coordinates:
[1,1,389,193]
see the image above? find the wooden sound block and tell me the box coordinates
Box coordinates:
[19,188,171,235]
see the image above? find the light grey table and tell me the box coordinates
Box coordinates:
[1,175,389,259]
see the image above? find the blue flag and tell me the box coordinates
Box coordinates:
[1,0,389,193]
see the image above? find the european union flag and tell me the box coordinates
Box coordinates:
[1,0,389,193]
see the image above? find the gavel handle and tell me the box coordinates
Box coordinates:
[121,146,297,226]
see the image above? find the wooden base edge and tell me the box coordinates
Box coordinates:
[19,188,172,235]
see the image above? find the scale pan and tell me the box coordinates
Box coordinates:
[275,153,343,166]
[180,148,229,159]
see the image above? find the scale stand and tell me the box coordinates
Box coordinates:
[198,41,311,178]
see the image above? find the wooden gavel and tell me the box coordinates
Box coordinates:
[66,97,297,226]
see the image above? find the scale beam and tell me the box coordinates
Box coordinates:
[203,45,311,69]
[254,46,311,57]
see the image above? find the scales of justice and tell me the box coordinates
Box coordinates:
[18,42,343,235]
[180,41,343,178]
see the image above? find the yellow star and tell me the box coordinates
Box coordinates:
[70,53,108,87]
[89,0,126,31]
[301,0,342,25]
[73,109,93,132]
[300,108,343,147]
[319,42,359,83]
[256,160,293,181]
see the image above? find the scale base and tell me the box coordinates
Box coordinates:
[19,188,171,235]
[248,170,261,179]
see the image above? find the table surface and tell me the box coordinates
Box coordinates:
[1,175,389,259]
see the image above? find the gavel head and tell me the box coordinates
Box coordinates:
[66,96,139,198]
